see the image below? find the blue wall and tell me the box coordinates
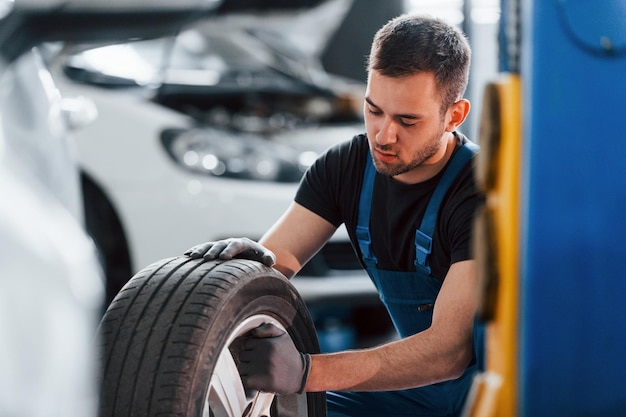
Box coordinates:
[520,1,626,416]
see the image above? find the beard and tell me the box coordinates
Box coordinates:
[370,127,446,177]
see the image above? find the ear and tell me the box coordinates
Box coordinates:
[444,99,470,132]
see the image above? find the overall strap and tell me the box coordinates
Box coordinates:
[356,156,377,268]
[414,141,479,273]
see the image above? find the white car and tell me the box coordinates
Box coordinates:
[54,3,395,351]
[0,0,223,416]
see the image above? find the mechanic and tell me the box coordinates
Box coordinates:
[186,13,483,417]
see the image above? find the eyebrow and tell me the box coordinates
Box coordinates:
[365,96,423,121]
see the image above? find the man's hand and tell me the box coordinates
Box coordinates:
[238,323,311,395]
[184,238,276,267]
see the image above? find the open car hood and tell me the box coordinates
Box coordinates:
[59,0,354,90]
[0,0,223,63]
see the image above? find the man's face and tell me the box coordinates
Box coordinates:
[364,70,451,184]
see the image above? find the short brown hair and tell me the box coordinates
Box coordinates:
[367,14,471,113]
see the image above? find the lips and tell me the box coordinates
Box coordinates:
[374,148,397,164]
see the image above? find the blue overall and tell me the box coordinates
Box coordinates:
[327,142,482,417]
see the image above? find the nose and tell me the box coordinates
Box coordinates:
[375,116,398,145]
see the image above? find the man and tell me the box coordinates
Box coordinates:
[186,13,482,417]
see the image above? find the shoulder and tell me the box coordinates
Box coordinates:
[438,134,482,240]
[295,133,368,227]
[455,131,480,158]
[444,149,480,211]
[322,133,369,162]
[447,131,479,190]
[309,133,369,179]
[438,132,483,233]
[430,133,482,274]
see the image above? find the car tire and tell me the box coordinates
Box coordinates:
[98,256,327,417]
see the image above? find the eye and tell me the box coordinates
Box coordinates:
[399,118,416,127]
[367,107,382,116]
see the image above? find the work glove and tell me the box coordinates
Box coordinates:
[184,237,276,267]
[238,323,311,395]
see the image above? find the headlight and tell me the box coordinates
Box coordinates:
[161,127,313,182]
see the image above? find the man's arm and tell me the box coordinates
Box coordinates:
[185,202,337,278]
[305,260,478,391]
[260,202,338,279]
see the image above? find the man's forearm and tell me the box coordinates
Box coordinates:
[304,329,473,392]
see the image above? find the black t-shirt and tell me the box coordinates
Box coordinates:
[294,132,481,281]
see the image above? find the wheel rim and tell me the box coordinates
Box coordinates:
[203,314,286,417]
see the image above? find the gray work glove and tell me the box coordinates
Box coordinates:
[238,323,311,395]
[184,237,276,267]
